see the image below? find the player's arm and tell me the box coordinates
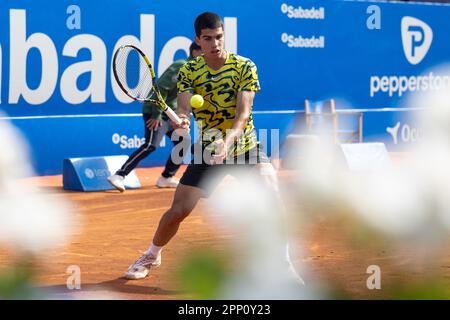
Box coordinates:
[174,63,194,130]
[225,60,259,150]
[176,92,192,118]
[173,92,192,130]
[224,91,254,149]
[211,91,253,164]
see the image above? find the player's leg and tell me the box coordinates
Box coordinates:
[152,161,226,248]
[124,161,219,280]
[153,183,203,245]
[108,114,164,192]
[156,125,188,188]
[124,183,203,280]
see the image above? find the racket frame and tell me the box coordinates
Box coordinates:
[112,45,182,125]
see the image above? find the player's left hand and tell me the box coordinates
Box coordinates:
[211,139,227,165]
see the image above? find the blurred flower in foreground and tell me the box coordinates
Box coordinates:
[0,117,76,299]
[201,169,319,299]
[282,76,450,298]
[0,118,75,254]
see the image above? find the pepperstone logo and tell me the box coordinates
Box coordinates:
[401,17,433,65]
[370,17,437,98]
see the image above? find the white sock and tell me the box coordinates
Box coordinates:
[147,243,163,257]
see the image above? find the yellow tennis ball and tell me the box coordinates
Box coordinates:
[190,94,204,109]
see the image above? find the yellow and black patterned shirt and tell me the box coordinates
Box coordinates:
[177,52,260,157]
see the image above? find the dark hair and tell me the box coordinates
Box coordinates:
[189,41,201,56]
[194,12,224,37]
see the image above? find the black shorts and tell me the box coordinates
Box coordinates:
[180,144,270,197]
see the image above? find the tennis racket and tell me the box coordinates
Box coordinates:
[112,45,182,125]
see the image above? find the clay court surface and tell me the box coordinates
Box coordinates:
[1,159,450,299]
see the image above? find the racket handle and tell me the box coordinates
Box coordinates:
[164,106,182,125]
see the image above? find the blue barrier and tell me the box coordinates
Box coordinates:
[63,155,141,191]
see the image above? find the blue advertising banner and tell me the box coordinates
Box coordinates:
[0,0,448,174]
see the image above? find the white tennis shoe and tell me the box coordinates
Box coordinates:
[107,174,126,192]
[156,176,179,188]
[124,252,161,280]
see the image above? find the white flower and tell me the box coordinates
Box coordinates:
[0,119,76,254]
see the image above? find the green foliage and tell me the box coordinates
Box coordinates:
[177,249,228,299]
[386,278,450,300]
[0,261,36,299]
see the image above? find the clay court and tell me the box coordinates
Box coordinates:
[2,157,449,300]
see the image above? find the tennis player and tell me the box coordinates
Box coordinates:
[108,42,202,192]
[124,12,300,282]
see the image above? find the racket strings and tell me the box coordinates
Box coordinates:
[114,46,154,100]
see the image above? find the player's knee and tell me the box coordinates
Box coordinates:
[166,205,191,224]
